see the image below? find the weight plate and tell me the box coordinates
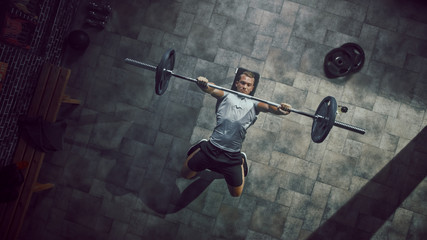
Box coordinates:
[323,47,353,78]
[311,96,337,143]
[155,48,175,95]
[340,42,365,73]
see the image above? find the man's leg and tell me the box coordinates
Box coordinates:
[181,148,200,179]
[227,162,245,197]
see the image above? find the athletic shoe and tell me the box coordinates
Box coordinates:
[186,139,207,156]
[241,152,248,177]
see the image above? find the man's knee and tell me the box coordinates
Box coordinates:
[228,185,244,197]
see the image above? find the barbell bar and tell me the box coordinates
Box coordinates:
[124,49,366,143]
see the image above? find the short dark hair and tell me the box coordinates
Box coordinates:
[241,71,255,79]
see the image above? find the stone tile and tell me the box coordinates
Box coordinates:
[274,118,311,159]
[189,212,216,233]
[276,188,294,207]
[242,127,276,164]
[299,43,331,79]
[322,187,353,222]
[214,0,249,20]
[246,230,272,240]
[101,196,135,222]
[342,138,364,158]
[185,24,220,62]
[63,150,99,193]
[359,23,380,51]
[305,140,328,164]
[319,0,367,22]
[402,180,427,216]
[258,11,282,37]
[292,72,321,93]
[325,14,364,37]
[269,151,320,180]
[261,113,284,132]
[220,18,258,56]
[175,224,213,240]
[325,128,349,154]
[379,133,399,152]
[213,204,249,239]
[116,37,151,69]
[397,102,425,125]
[373,96,401,118]
[288,191,311,219]
[65,190,103,227]
[273,82,307,111]
[385,117,421,140]
[407,213,427,240]
[271,23,293,50]
[108,1,146,38]
[354,144,394,180]
[284,172,316,195]
[128,211,148,236]
[173,12,195,37]
[142,215,180,239]
[250,0,284,14]
[366,0,400,31]
[138,26,165,44]
[263,48,299,84]
[214,48,242,67]
[159,104,199,140]
[108,221,128,240]
[209,13,228,32]
[90,175,114,198]
[380,67,420,106]
[162,33,187,52]
[193,59,229,86]
[281,216,303,240]
[239,56,266,74]
[250,200,289,238]
[245,7,264,25]
[293,6,327,43]
[251,35,273,60]
[142,1,181,33]
[201,191,224,217]
[193,1,215,27]
[341,73,379,110]
[350,107,388,146]
[245,162,283,201]
[373,30,412,68]
[404,54,427,73]
[318,150,357,189]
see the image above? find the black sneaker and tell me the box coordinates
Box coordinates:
[241,152,248,177]
[187,139,207,156]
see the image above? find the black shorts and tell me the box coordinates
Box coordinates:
[187,141,244,187]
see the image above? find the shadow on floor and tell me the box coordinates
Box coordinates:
[308,126,427,240]
[106,166,223,215]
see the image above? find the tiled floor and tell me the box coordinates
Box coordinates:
[20,0,427,239]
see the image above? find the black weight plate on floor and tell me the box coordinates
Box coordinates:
[155,48,175,95]
[341,42,365,73]
[311,96,337,143]
[323,48,353,78]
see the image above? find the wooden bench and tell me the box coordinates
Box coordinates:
[0,63,80,240]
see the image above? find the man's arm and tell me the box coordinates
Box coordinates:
[197,76,224,99]
[256,102,292,115]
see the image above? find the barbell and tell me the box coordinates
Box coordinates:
[124,48,366,143]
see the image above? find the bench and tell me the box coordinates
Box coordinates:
[0,63,80,240]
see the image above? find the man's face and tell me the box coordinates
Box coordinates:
[235,75,255,95]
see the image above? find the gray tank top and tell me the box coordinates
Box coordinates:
[210,93,259,152]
